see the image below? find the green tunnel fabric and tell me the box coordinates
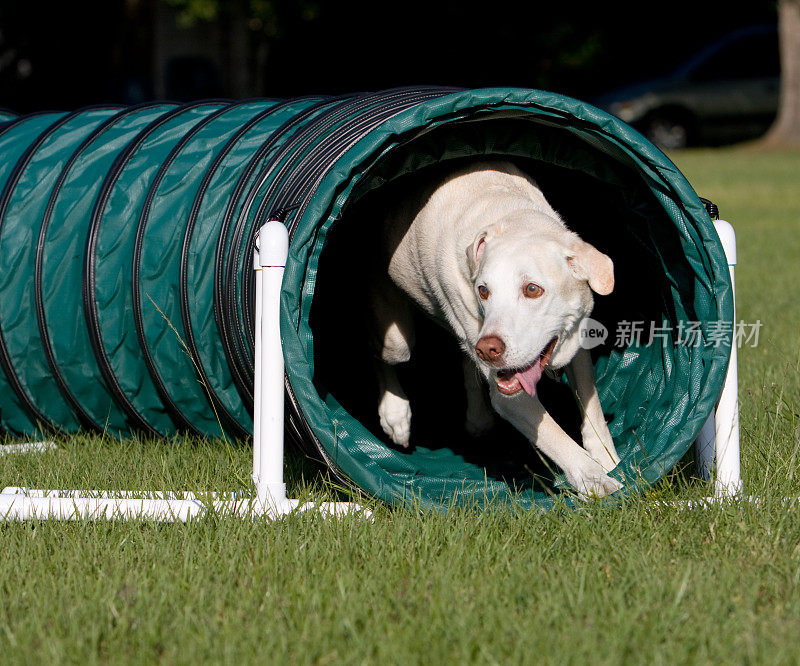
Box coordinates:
[136,99,280,437]
[0,111,69,434]
[0,89,732,510]
[0,106,121,434]
[41,103,177,433]
[188,96,333,433]
[89,101,228,435]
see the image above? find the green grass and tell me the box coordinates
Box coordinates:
[2,147,800,664]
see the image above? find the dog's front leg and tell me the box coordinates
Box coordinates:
[489,385,621,498]
[564,348,620,471]
[369,276,415,447]
[374,358,412,447]
[463,358,495,437]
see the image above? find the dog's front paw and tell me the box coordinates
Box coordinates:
[565,456,622,500]
[378,392,412,447]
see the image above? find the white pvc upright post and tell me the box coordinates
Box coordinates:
[695,219,742,497]
[248,220,369,519]
[252,220,294,512]
[712,220,742,497]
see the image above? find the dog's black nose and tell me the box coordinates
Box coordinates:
[475,335,505,363]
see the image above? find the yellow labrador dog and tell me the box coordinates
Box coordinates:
[368,161,621,498]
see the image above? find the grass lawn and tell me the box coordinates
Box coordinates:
[2,147,800,665]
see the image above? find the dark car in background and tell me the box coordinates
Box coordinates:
[594,25,779,148]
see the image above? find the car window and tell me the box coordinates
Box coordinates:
[688,33,779,82]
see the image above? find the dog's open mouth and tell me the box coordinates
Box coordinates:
[495,337,558,397]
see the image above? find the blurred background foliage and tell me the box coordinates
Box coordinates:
[0,0,778,109]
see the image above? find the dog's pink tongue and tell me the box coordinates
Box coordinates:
[516,360,544,397]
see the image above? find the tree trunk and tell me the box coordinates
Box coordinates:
[763,0,800,147]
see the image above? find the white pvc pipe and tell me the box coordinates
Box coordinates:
[252,220,290,510]
[711,219,742,497]
[0,492,209,521]
[0,441,57,456]
[1,488,234,500]
[0,486,363,522]
[695,220,742,497]
[252,240,264,495]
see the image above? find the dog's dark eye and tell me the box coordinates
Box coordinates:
[523,283,544,299]
[477,285,490,300]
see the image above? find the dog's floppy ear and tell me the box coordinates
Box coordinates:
[465,230,489,277]
[565,238,614,295]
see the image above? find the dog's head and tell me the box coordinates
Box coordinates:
[466,221,613,398]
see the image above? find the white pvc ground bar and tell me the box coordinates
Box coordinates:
[0,441,57,456]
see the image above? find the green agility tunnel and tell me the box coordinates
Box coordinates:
[0,87,732,509]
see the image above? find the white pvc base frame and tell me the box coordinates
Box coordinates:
[0,218,745,520]
[0,221,369,522]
